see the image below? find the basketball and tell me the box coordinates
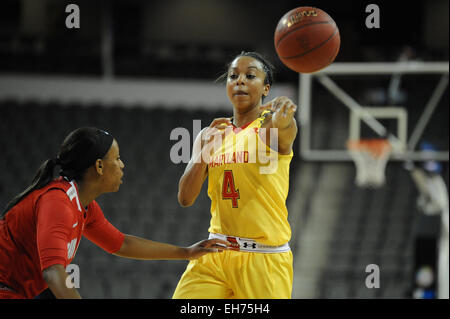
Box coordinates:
[274,7,340,73]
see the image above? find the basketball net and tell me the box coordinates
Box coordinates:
[347,139,392,188]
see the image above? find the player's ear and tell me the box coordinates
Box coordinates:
[95,159,104,175]
[263,84,270,97]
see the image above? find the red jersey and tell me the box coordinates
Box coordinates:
[0,177,124,298]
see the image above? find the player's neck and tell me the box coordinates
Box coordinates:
[76,179,101,208]
[232,105,260,128]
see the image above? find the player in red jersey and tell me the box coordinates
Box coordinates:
[0,127,229,299]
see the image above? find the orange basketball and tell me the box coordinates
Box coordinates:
[274,7,340,73]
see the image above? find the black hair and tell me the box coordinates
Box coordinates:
[1,127,114,217]
[216,51,275,101]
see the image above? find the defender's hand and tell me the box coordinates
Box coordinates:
[185,238,230,260]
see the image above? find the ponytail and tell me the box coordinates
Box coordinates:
[2,157,60,217]
[1,127,114,218]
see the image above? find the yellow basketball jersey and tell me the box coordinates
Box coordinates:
[207,112,293,246]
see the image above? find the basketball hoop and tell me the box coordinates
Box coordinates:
[347,139,392,188]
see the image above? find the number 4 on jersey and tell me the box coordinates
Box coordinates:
[222,170,240,208]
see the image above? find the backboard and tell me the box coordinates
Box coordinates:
[298,62,449,162]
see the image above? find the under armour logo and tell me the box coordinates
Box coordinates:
[243,242,257,249]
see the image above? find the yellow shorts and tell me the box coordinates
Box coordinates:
[172,249,293,299]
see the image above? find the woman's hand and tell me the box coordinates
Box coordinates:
[178,118,232,207]
[261,96,297,129]
[203,118,232,142]
[114,235,230,261]
[200,118,233,163]
[185,238,230,260]
[259,96,298,154]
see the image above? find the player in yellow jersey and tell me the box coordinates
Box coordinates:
[173,52,298,299]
